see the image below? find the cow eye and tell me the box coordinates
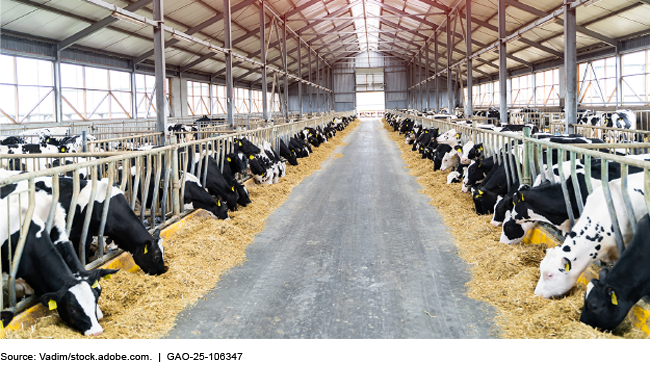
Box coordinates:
[154,255,161,262]
[546,273,553,279]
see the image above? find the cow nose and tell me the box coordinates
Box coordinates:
[86,330,103,336]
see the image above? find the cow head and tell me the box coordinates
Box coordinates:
[132,228,165,275]
[40,268,118,336]
[491,194,514,226]
[580,270,627,331]
[440,147,461,171]
[226,153,247,174]
[499,210,535,244]
[534,246,577,298]
[467,143,484,161]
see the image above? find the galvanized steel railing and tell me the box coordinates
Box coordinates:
[0,111,351,317]
[389,110,650,257]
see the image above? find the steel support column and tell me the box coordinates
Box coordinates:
[466,0,473,117]
[308,43,313,115]
[531,69,536,106]
[426,44,430,110]
[53,51,63,123]
[316,55,320,113]
[283,15,289,120]
[435,32,439,111]
[616,51,622,109]
[418,51,422,110]
[447,16,453,111]
[298,35,303,118]
[498,0,508,125]
[564,0,577,133]
[260,1,268,122]
[130,65,137,119]
[223,0,234,127]
[153,0,167,141]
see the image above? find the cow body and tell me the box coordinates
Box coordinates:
[580,214,650,331]
[534,172,647,298]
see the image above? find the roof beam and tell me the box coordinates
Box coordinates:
[504,0,616,46]
[296,0,360,34]
[132,0,257,64]
[57,0,152,51]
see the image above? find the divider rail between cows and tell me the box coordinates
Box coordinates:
[389,110,650,256]
[0,111,348,322]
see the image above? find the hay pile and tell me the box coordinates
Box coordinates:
[6,119,361,339]
[381,118,647,339]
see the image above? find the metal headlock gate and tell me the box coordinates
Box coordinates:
[389,110,650,257]
[0,111,351,316]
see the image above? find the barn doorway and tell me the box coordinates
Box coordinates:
[355,68,385,118]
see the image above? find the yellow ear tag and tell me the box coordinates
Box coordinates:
[456,149,462,153]
[0,321,4,331]
[249,155,255,160]
[478,146,483,151]
[92,280,99,289]
[238,142,242,146]
[144,245,148,254]
[611,291,618,305]
[512,200,516,206]
[564,262,570,272]
[49,300,57,311]
[102,274,112,280]
[227,157,232,162]
[231,186,235,192]
[217,200,221,207]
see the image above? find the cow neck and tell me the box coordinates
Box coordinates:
[102,195,148,254]
[16,222,78,295]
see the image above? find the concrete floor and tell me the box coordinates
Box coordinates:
[164,118,498,339]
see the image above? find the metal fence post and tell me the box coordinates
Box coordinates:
[522,127,531,185]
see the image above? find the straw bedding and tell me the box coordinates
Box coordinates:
[381,118,647,339]
[5,119,360,339]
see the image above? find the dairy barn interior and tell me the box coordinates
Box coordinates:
[2,0,650,344]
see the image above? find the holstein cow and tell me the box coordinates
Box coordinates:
[500,159,645,244]
[182,172,230,219]
[1,173,117,335]
[279,140,299,166]
[534,172,647,299]
[580,214,650,331]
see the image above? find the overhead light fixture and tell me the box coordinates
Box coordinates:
[506,35,522,44]
[538,17,557,29]
[112,11,147,27]
[583,0,603,6]
[171,32,193,43]
[209,46,224,54]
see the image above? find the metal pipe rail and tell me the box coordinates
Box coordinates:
[389,110,650,258]
[0,111,353,317]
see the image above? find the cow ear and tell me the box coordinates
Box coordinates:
[607,287,618,305]
[561,257,571,272]
[87,268,119,283]
[40,291,64,310]
[598,268,609,282]
[152,228,161,239]
[1,310,15,328]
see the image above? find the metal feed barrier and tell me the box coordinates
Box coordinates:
[0,111,352,318]
[389,110,650,257]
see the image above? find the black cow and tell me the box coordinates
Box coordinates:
[433,144,452,171]
[580,214,650,331]
[182,172,230,219]
[279,140,298,166]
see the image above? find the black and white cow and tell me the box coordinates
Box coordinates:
[279,140,298,166]
[182,172,230,219]
[580,214,650,331]
[1,173,117,335]
[534,172,647,299]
